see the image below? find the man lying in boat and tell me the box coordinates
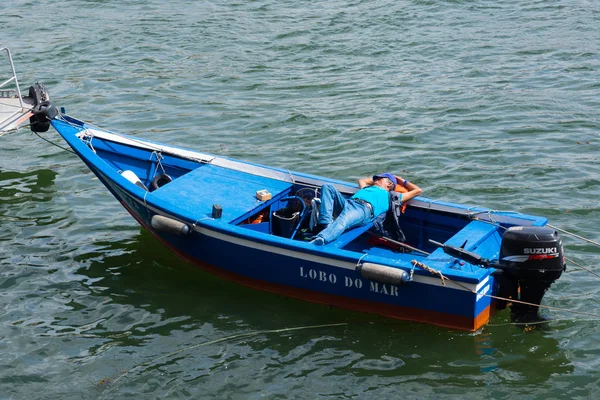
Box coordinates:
[310,173,423,245]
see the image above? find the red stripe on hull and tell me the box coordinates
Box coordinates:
[121,201,490,331]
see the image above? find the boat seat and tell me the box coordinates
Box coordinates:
[428,220,501,268]
[328,222,375,249]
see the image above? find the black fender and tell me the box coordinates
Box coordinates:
[150,173,172,191]
[28,83,54,133]
[30,101,58,133]
[28,83,50,106]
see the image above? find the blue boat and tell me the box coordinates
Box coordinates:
[26,99,565,331]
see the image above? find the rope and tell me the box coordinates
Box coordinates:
[469,217,507,230]
[103,322,348,390]
[486,319,554,327]
[409,262,416,281]
[0,128,18,137]
[79,130,96,153]
[412,260,600,319]
[467,216,600,251]
[411,260,447,286]
[466,219,600,282]
[286,168,296,185]
[193,216,214,227]
[1,114,74,157]
[142,190,149,212]
[548,224,600,247]
[564,256,600,279]
[356,252,368,267]
[467,209,501,224]
[486,210,498,225]
[150,151,167,176]
[31,130,76,154]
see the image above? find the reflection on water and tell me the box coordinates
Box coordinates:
[0,133,580,399]
[0,191,577,398]
[0,168,57,206]
[70,231,573,391]
[474,329,573,381]
[0,166,575,398]
[0,168,61,270]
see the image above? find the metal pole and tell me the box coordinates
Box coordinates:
[0,47,25,109]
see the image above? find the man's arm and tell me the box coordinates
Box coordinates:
[395,175,423,202]
[358,177,374,189]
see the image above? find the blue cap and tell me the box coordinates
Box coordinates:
[373,173,397,186]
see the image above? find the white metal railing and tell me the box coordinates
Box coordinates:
[0,47,24,109]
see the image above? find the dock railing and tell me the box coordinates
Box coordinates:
[0,47,24,109]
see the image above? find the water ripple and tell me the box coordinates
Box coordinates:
[2,0,600,398]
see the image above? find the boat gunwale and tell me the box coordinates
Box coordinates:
[71,122,548,228]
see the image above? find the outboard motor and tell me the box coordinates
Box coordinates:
[430,225,566,324]
[494,226,565,323]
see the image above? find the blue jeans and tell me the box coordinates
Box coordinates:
[316,183,373,244]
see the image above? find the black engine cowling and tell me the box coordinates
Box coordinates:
[494,226,566,323]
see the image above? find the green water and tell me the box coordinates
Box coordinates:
[1,0,599,398]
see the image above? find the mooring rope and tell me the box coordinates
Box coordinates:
[356,252,368,267]
[411,260,600,319]
[0,119,77,154]
[564,256,600,279]
[548,224,600,247]
[469,216,508,230]
[150,151,167,176]
[466,218,600,281]
[486,318,567,328]
[101,322,348,391]
[0,128,18,137]
[411,260,447,286]
[28,129,76,154]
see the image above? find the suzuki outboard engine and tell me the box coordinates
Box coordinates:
[494,226,565,323]
[431,225,565,325]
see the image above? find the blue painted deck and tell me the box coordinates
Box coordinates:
[427,220,501,271]
[150,164,293,223]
